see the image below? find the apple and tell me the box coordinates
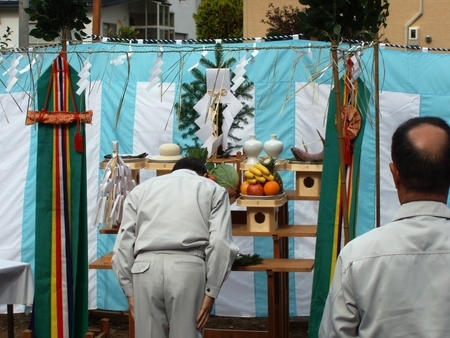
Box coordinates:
[247,183,264,196]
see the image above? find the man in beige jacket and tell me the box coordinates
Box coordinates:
[112,157,239,338]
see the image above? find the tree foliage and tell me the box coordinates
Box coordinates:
[298,0,390,41]
[193,0,243,39]
[0,26,12,49]
[261,3,304,37]
[24,0,91,42]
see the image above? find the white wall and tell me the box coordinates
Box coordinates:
[0,9,20,48]
[169,0,201,39]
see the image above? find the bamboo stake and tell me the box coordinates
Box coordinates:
[331,39,350,245]
[374,32,381,228]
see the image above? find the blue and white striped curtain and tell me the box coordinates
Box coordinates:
[1,39,448,316]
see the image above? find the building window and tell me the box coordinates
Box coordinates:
[129,0,174,40]
[103,23,118,37]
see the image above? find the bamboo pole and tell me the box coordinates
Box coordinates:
[374,32,381,228]
[331,38,350,244]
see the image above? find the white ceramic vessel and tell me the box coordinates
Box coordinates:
[264,134,284,159]
[243,134,263,164]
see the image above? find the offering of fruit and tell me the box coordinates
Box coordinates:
[242,158,283,196]
[247,183,264,196]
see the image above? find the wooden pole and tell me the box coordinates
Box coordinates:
[374,32,381,228]
[331,38,350,244]
[18,0,29,48]
[92,0,101,39]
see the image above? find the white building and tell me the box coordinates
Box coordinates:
[0,0,201,47]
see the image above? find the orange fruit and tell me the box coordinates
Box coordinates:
[263,181,280,195]
[240,181,250,195]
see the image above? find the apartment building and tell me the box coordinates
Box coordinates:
[0,0,201,47]
[244,0,450,48]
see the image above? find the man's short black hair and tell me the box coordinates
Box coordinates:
[391,116,450,194]
[172,157,208,176]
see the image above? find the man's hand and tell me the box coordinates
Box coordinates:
[128,296,135,321]
[196,295,215,331]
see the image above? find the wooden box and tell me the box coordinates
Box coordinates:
[237,195,287,232]
[286,163,323,199]
[145,161,175,176]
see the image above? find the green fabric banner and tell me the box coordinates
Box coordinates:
[308,79,369,337]
[33,54,88,338]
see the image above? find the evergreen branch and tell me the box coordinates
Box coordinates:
[233,253,264,267]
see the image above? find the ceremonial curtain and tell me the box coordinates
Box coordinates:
[33,54,89,338]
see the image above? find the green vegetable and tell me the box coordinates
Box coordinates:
[209,163,239,190]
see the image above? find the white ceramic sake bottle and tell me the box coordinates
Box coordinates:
[243,134,263,164]
[264,134,284,159]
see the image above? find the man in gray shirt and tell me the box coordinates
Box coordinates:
[112,157,239,338]
[320,116,450,337]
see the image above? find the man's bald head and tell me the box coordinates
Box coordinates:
[391,116,450,195]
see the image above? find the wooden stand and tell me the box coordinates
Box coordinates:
[286,163,322,199]
[144,161,175,176]
[90,156,320,338]
[237,195,287,232]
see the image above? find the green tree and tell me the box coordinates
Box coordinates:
[193,0,243,39]
[24,0,91,44]
[298,0,389,41]
[261,3,304,37]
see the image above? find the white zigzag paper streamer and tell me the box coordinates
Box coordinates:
[147,46,164,91]
[193,69,243,156]
[110,44,133,66]
[76,56,92,95]
[249,40,260,64]
[231,55,248,92]
[5,55,21,92]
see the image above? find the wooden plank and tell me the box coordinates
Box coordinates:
[285,189,320,201]
[232,224,317,237]
[285,163,322,172]
[89,252,113,269]
[100,159,145,170]
[99,227,119,234]
[233,259,314,272]
[22,330,33,338]
[90,255,314,273]
[144,161,175,171]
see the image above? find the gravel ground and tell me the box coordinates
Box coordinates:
[0,312,309,338]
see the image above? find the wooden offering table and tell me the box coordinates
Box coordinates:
[90,157,320,338]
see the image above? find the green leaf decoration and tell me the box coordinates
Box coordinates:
[233,253,264,267]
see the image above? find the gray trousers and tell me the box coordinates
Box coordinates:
[131,250,206,338]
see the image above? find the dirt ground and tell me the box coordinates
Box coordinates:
[0,312,309,338]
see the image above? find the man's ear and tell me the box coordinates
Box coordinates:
[389,162,401,189]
